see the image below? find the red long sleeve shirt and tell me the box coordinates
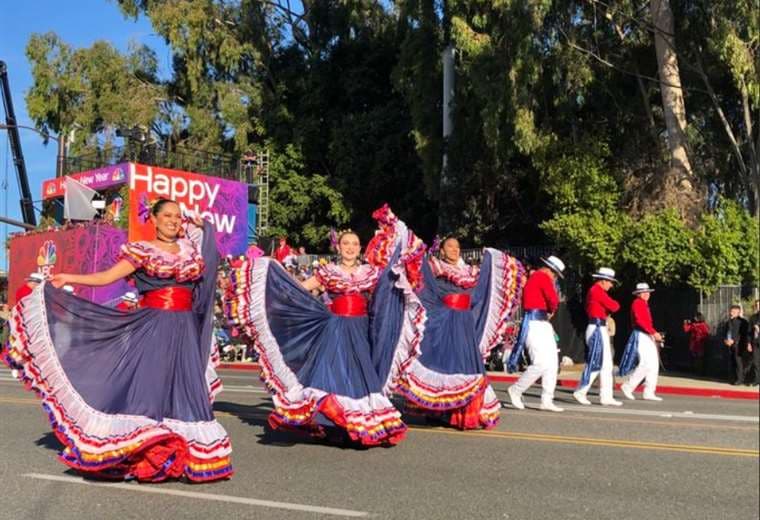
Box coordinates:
[683,321,709,354]
[585,283,620,320]
[522,270,559,313]
[630,297,656,334]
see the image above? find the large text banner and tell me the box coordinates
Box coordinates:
[127,163,248,256]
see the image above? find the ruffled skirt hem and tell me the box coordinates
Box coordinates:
[269,391,407,446]
[398,361,500,430]
[4,287,233,483]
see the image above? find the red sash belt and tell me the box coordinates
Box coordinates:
[442,293,471,311]
[140,287,193,311]
[329,294,368,317]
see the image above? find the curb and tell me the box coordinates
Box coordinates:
[217,363,760,401]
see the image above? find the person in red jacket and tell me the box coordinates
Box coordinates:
[619,283,663,401]
[15,272,45,303]
[573,267,622,406]
[683,312,709,374]
[273,237,292,263]
[507,255,566,412]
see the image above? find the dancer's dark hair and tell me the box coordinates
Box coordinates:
[151,198,179,216]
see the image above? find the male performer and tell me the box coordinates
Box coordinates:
[573,267,622,406]
[619,283,663,401]
[507,256,566,412]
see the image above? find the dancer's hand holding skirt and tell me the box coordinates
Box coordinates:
[229,209,426,446]
[3,220,232,482]
[397,250,525,429]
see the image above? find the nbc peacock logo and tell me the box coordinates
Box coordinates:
[37,240,57,277]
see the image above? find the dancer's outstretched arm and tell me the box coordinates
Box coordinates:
[50,260,136,288]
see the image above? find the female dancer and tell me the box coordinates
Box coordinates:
[3,199,232,482]
[229,205,426,446]
[396,237,525,429]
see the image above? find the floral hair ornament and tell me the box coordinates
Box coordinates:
[137,194,160,223]
[430,235,443,254]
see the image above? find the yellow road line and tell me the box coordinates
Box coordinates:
[408,426,760,458]
[0,397,39,405]
[509,410,759,431]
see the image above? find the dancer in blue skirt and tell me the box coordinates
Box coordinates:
[396,237,525,429]
[230,205,426,446]
[3,199,232,482]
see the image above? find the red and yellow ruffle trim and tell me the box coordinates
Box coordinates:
[399,368,500,430]
[3,288,233,483]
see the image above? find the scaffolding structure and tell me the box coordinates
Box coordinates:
[241,149,270,239]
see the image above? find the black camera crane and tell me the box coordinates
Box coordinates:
[0,60,37,226]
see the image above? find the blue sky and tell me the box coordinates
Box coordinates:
[0,0,170,270]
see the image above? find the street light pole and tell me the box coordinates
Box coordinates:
[56,132,66,178]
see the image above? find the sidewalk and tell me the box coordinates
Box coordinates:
[487,365,759,400]
[217,362,760,401]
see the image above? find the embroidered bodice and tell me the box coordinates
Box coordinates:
[118,239,205,293]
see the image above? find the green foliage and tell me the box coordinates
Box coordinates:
[541,209,628,272]
[537,141,618,214]
[266,144,350,249]
[688,200,759,291]
[23,0,759,292]
[621,210,697,285]
[25,33,164,154]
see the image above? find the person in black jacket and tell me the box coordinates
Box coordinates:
[748,300,760,386]
[723,305,750,385]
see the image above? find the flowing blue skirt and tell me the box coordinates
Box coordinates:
[397,250,525,429]
[3,284,232,481]
[231,257,425,446]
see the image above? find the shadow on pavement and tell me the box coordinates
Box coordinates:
[34,432,63,452]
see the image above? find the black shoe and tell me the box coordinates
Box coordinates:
[731,381,743,386]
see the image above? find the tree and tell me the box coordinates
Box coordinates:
[25,32,164,155]
[651,0,694,183]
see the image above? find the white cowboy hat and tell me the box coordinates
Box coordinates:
[121,291,138,303]
[632,282,654,295]
[591,267,618,283]
[27,272,45,283]
[540,256,565,278]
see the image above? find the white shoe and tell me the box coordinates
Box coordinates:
[620,385,636,401]
[507,386,525,410]
[573,391,591,406]
[643,394,663,401]
[600,398,623,407]
[539,402,564,413]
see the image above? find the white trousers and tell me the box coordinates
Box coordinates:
[625,332,659,396]
[512,321,558,404]
[576,324,614,401]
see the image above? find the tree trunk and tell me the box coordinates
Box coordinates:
[651,0,693,183]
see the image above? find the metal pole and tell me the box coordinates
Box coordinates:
[439,44,455,232]
[56,132,66,177]
[0,215,35,230]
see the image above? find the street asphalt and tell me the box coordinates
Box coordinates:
[0,368,757,520]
